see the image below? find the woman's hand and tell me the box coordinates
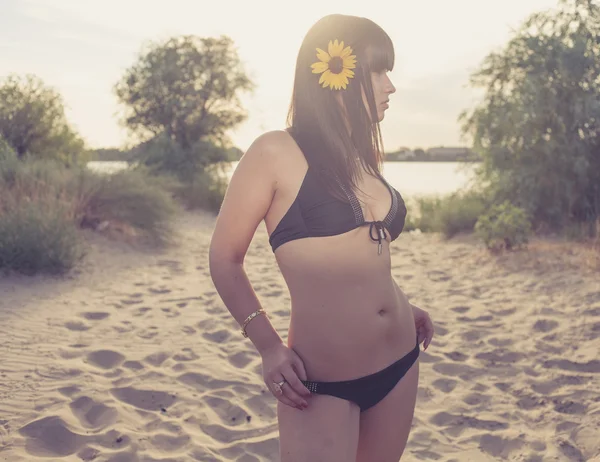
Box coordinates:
[411,304,434,350]
[260,343,311,410]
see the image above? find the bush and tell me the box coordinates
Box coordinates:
[0,158,179,274]
[0,199,84,275]
[475,201,532,252]
[437,190,487,238]
[405,190,487,237]
[82,169,178,245]
[170,168,228,212]
[0,137,16,163]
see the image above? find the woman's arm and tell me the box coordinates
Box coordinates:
[209,131,285,354]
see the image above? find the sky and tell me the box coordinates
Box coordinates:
[0,0,560,152]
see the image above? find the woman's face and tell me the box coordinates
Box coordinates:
[368,70,396,122]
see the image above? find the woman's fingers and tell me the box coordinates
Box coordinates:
[424,315,434,349]
[283,365,310,397]
[281,368,309,409]
[268,378,302,409]
[292,354,308,381]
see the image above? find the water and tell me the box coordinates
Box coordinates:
[87,161,477,198]
[223,161,477,198]
[87,161,130,174]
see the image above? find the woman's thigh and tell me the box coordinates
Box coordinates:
[278,394,360,462]
[356,359,420,462]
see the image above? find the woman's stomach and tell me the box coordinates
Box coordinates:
[274,231,417,381]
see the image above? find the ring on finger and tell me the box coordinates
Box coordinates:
[272,379,286,394]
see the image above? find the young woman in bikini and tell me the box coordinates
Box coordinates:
[210,13,435,462]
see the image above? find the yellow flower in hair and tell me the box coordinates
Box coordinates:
[310,39,357,90]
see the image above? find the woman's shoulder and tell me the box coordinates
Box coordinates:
[248,129,297,154]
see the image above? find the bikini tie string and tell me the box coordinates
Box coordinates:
[368,221,388,255]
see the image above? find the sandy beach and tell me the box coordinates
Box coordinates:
[1,210,599,462]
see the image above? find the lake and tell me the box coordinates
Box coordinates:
[87,161,478,198]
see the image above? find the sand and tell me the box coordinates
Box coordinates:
[0,210,599,462]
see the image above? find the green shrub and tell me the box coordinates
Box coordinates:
[0,199,84,275]
[405,190,487,237]
[0,158,179,275]
[475,201,532,252]
[0,137,16,163]
[170,168,227,212]
[82,168,179,245]
[437,190,487,238]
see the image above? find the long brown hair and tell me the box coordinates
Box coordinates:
[286,14,394,199]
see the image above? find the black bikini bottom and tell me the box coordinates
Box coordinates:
[301,340,420,412]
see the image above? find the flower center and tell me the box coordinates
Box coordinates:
[329,57,344,74]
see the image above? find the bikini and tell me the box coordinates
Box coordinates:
[268,141,419,412]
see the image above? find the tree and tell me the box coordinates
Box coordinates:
[460,0,600,232]
[115,35,254,151]
[0,74,85,165]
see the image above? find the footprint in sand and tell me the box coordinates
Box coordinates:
[487,337,513,347]
[206,395,248,426]
[173,348,199,362]
[443,351,469,362]
[110,387,177,412]
[69,396,118,430]
[543,358,600,374]
[430,411,508,432]
[427,270,451,282]
[58,385,81,397]
[229,351,256,369]
[552,398,587,415]
[122,360,145,371]
[148,287,172,295]
[532,319,559,333]
[432,362,483,380]
[450,306,470,314]
[584,306,600,317]
[161,307,181,318]
[137,328,159,339]
[119,298,143,306]
[18,416,90,457]
[181,326,197,335]
[64,321,90,331]
[432,378,458,393]
[86,350,126,369]
[491,307,517,316]
[457,314,494,323]
[133,306,152,317]
[144,351,171,367]
[149,433,191,452]
[80,312,110,321]
[530,375,590,394]
[515,393,548,410]
[462,392,492,406]
[203,329,232,343]
[475,350,524,364]
[113,321,135,334]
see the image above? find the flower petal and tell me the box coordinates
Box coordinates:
[319,69,332,86]
[316,48,330,63]
[343,56,357,69]
[341,46,353,58]
[311,61,329,74]
[328,40,336,56]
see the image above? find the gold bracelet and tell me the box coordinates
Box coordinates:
[241,309,266,338]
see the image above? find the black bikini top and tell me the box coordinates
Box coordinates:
[269,166,407,253]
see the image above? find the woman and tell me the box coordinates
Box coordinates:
[209,14,435,462]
